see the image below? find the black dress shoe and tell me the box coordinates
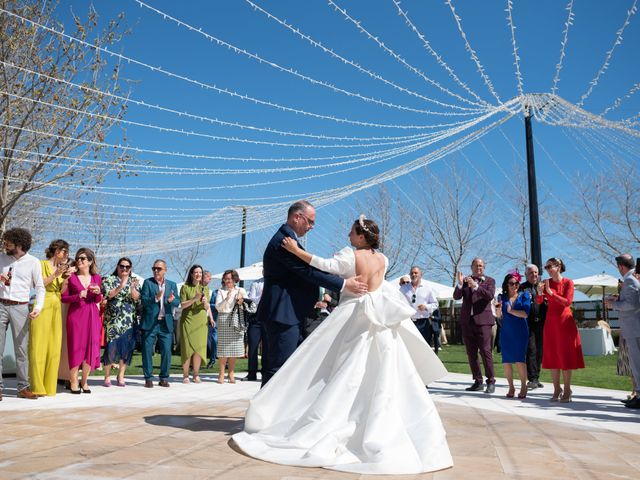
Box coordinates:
[158,380,170,387]
[241,376,258,382]
[144,380,154,388]
[485,383,495,394]
[465,382,484,391]
[624,397,640,409]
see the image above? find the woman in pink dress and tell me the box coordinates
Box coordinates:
[62,248,102,394]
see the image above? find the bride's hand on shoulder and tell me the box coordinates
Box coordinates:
[281,236,298,253]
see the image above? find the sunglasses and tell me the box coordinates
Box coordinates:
[508,281,519,286]
[76,256,89,262]
[544,265,554,270]
[118,264,131,270]
[152,267,163,272]
[412,294,416,304]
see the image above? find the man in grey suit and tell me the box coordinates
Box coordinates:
[606,254,640,409]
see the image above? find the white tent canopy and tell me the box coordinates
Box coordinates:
[389,275,455,300]
[212,262,264,282]
[572,273,619,298]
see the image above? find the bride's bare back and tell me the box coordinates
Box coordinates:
[354,249,386,293]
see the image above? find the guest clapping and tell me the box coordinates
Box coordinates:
[537,258,584,402]
[61,248,102,394]
[499,272,531,399]
[101,257,141,387]
[29,240,71,397]
[215,270,247,384]
[180,265,211,384]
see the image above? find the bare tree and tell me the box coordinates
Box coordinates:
[418,166,497,287]
[563,165,640,260]
[0,0,134,231]
[167,243,205,282]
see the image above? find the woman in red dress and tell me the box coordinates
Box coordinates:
[537,257,584,402]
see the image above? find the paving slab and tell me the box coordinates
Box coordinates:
[1,372,638,479]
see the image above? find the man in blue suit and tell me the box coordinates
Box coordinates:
[140,259,181,388]
[259,200,367,386]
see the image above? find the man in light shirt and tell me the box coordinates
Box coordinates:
[401,266,439,352]
[0,228,45,400]
[140,260,180,388]
[243,275,264,382]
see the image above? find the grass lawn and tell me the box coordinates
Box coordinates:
[92,345,632,392]
[438,344,632,391]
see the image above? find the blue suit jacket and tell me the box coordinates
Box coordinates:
[256,223,344,327]
[140,277,181,332]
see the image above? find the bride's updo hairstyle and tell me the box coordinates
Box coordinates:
[353,215,380,249]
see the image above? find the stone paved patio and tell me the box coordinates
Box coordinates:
[1,372,639,479]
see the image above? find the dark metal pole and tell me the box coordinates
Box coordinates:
[239,206,247,288]
[525,106,542,270]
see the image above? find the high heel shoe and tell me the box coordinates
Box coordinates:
[559,390,572,403]
[70,385,81,394]
[506,387,515,398]
[550,389,563,402]
[518,387,527,399]
[229,373,236,384]
[81,385,91,394]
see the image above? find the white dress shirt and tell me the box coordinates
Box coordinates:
[248,279,264,305]
[0,252,45,311]
[156,280,166,318]
[400,281,438,320]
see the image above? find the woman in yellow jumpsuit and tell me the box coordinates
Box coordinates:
[29,239,71,396]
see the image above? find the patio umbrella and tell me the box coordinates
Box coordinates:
[572,273,619,321]
[389,275,455,300]
[211,262,264,281]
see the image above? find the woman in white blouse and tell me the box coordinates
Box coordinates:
[215,269,247,383]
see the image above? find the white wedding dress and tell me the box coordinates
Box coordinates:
[232,248,453,475]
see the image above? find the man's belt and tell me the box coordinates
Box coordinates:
[0,298,28,306]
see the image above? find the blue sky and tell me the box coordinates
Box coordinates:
[16,0,640,284]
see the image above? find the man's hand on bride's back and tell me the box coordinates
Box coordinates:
[281,237,298,253]
[345,275,368,296]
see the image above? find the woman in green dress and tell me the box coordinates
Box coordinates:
[101,257,141,387]
[180,265,211,383]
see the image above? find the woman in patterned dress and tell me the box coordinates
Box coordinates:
[215,269,247,384]
[101,257,141,387]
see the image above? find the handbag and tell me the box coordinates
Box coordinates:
[229,303,247,334]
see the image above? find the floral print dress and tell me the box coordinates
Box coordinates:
[101,275,141,365]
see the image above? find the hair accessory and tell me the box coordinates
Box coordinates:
[507,268,522,283]
[358,214,370,233]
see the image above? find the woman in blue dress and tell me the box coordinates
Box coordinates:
[499,272,531,399]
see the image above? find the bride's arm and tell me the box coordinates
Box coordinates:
[282,237,312,264]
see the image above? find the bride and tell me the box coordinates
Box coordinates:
[232,216,453,475]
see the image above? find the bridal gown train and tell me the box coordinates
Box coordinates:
[232,248,453,475]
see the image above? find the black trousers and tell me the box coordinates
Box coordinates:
[246,318,263,380]
[526,320,545,381]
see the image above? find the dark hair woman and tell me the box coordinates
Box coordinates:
[28,240,70,396]
[61,248,102,394]
[214,269,247,383]
[499,271,531,399]
[537,257,584,402]
[101,257,141,387]
[179,264,211,384]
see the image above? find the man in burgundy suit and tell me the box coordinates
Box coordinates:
[453,257,497,393]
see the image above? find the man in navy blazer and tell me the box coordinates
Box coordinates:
[259,200,367,385]
[140,259,181,388]
[453,257,497,393]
